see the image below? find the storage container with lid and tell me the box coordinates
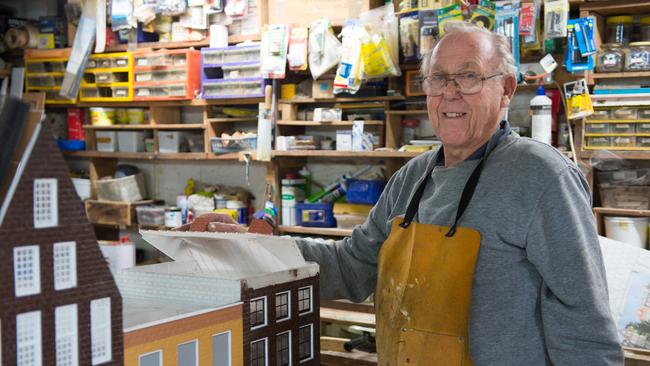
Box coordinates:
[586,123,611,134]
[613,136,636,147]
[626,42,650,71]
[612,107,637,120]
[587,136,612,147]
[597,44,625,72]
[638,123,650,133]
[607,16,633,45]
[638,137,650,147]
[639,108,650,119]
[590,109,611,120]
[611,123,636,134]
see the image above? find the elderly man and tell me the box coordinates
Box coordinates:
[300,22,621,365]
[201,21,623,365]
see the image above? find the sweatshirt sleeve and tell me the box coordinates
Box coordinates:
[525,166,623,365]
[295,170,403,303]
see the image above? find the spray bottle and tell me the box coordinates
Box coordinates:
[530,85,553,145]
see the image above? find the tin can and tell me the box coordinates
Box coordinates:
[164,207,183,228]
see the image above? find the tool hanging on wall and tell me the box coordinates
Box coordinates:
[256,85,273,161]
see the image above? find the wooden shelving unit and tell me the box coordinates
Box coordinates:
[385,110,427,115]
[63,151,243,160]
[592,72,650,79]
[272,150,422,158]
[276,120,384,126]
[278,226,353,237]
[84,124,206,130]
[279,96,405,104]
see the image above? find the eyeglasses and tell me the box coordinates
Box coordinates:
[423,72,504,97]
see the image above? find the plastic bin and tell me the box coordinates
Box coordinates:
[611,123,636,134]
[346,179,386,205]
[612,107,637,120]
[57,139,86,151]
[210,135,257,154]
[71,178,91,200]
[613,136,636,147]
[96,131,118,152]
[135,205,165,226]
[586,136,612,148]
[638,123,650,133]
[117,131,145,152]
[605,216,649,248]
[585,123,611,134]
[638,137,650,147]
[158,131,185,153]
[590,109,611,120]
[296,202,337,227]
[95,173,147,202]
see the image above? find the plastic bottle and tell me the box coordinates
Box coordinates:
[281,173,306,226]
[530,85,553,145]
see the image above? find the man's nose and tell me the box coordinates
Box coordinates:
[442,79,461,99]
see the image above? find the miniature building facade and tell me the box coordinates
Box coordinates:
[0,122,123,365]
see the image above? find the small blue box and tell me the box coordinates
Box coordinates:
[57,139,86,151]
[296,202,337,228]
[346,179,385,205]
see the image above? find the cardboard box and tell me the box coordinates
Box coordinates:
[96,131,117,152]
[312,79,334,99]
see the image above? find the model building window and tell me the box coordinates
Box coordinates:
[212,331,231,366]
[14,245,41,297]
[54,241,77,290]
[250,296,267,328]
[55,304,78,366]
[33,178,58,228]
[297,286,312,315]
[275,291,290,322]
[177,339,197,366]
[138,350,162,366]
[298,324,313,362]
[90,297,112,365]
[16,310,42,366]
[250,338,267,366]
[276,331,291,366]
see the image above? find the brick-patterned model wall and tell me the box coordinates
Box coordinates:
[0,123,123,365]
[241,274,320,366]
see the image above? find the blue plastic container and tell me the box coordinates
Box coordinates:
[57,139,86,151]
[296,202,337,228]
[346,179,386,205]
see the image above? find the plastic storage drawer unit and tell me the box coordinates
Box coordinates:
[586,136,612,148]
[296,202,337,228]
[586,123,611,134]
[133,49,201,101]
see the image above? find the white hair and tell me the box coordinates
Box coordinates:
[420,21,517,77]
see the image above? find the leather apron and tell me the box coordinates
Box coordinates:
[375,127,505,366]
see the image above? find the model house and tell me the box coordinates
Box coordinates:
[0,119,123,365]
[118,230,320,366]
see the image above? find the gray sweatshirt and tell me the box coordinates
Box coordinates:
[297,132,623,365]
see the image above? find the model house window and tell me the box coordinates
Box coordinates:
[14,245,40,297]
[276,331,291,366]
[55,304,78,366]
[297,286,312,315]
[250,339,267,366]
[16,311,42,366]
[212,331,231,366]
[54,241,77,290]
[177,340,197,366]
[33,178,58,228]
[298,324,313,362]
[90,297,112,365]
[275,291,290,322]
[250,296,267,329]
[138,350,162,366]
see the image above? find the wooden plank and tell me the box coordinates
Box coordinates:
[320,350,377,366]
[320,307,376,328]
[276,120,384,126]
[278,225,353,237]
[272,150,421,158]
[206,117,258,123]
[593,207,650,217]
[580,0,650,15]
[24,48,72,59]
[85,199,154,226]
[279,96,405,104]
[592,72,650,79]
[102,34,261,53]
[321,300,375,315]
[320,336,348,352]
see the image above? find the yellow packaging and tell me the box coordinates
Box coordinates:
[212,208,239,222]
[333,203,373,215]
[36,33,55,49]
[116,109,129,124]
[281,84,296,99]
[90,107,116,126]
[361,34,398,79]
[127,108,145,124]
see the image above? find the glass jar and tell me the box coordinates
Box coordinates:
[401,118,419,146]
[606,16,633,45]
[597,44,625,72]
[626,42,650,71]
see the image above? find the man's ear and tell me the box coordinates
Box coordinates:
[500,74,518,109]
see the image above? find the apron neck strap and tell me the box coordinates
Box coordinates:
[400,121,509,235]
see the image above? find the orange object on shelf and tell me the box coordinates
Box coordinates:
[132,49,201,101]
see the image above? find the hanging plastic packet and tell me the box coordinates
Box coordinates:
[522,0,541,46]
[399,12,419,62]
[437,4,463,35]
[419,9,438,58]
[360,26,400,79]
[111,0,135,32]
[287,25,309,71]
[494,1,521,78]
[224,0,248,18]
[156,0,187,16]
[544,0,569,39]
[359,3,401,75]
[261,24,290,79]
[519,1,535,36]
[564,19,594,73]
[563,79,593,120]
[470,0,496,30]
[333,20,365,95]
[574,17,596,57]
[309,19,342,80]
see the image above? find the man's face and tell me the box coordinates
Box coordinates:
[426,32,513,151]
